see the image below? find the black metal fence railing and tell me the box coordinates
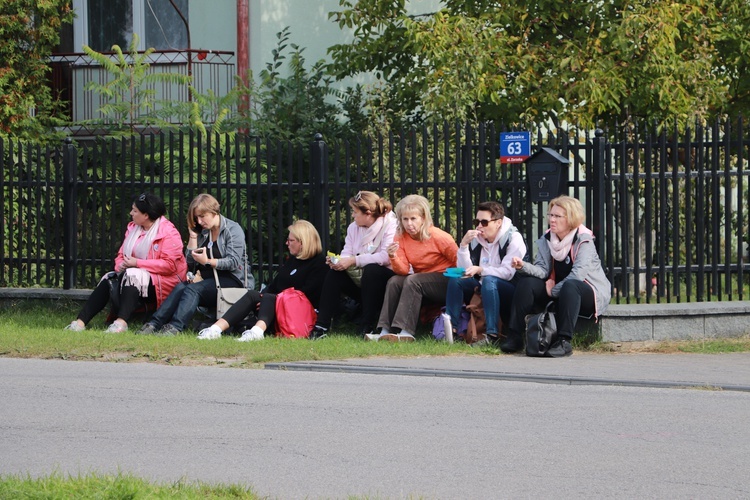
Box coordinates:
[49,49,236,125]
[2,119,749,303]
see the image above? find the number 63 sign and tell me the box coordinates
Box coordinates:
[499,132,530,163]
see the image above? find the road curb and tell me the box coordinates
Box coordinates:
[265,362,750,393]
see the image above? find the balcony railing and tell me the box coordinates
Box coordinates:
[49,49,236,127]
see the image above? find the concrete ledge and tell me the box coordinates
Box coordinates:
[0,288,92,301]
[600,301,750,342]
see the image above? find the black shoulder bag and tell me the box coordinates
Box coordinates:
[525,301,558,357]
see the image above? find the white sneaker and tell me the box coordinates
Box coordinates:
[380,332,416,342]
[441,313,454,344]
[197,325,222,340]
[364,333,381,341]
[105,322,127,333]
[238,326,264,342]
[64,321,85,332]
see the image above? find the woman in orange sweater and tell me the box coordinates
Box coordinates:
[370,194,458,341]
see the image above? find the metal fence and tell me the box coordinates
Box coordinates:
[2,119,749,303]
[49,49,236,124]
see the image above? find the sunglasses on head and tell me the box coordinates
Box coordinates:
[353,191,362,202]
[473,218,499,227]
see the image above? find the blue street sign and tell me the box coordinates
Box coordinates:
[500,131,530,163]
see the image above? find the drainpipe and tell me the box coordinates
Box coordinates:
[237,0,250,113]
[169,0,192,101]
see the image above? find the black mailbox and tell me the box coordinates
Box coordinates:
[525,147,569,202]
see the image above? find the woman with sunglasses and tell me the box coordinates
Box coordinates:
[444,201,527,346]
[65,192,187,333]
[139,193,252,335]
[196,220,328,341]
[309,191,397,340]
[370,194,458,342]
[505,195,611,356]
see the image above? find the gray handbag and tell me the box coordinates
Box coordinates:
[210,247,250,319]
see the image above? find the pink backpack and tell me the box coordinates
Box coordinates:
[274,288,317,338]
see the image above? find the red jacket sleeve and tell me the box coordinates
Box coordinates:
[136,222,186,277]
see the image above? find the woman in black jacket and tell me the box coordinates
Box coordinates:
[196,220,328,341]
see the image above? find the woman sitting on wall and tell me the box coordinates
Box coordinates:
[505,195,611,356]
[65,192,187,333]
[196,219,328,341]
[444,201,527,346]
[309,191,397,340]
[370,194,458,342]
[139,193,252,335]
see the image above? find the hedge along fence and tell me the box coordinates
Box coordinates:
[2,118,750,303]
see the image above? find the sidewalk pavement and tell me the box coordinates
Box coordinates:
[266,351,750,392]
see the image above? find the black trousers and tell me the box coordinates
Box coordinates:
[315,263,395,331]
[221,289,276,329]
[77,278,155,324]
[508,277,595,339]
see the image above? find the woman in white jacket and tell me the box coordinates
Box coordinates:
[309,191,397,339]
[445,201,527,346]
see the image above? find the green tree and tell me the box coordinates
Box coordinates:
[328,0,748,128]
[0,0,74,140]
[81,34,191,134]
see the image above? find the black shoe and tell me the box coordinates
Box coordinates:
[137,322,157,335]
[157,324,180,337]
[499,334,524,354]
[308,326,328,341]
[547,337,573,357]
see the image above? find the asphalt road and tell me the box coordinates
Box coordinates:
[1,357,748,499]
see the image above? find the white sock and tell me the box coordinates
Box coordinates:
[249,325,264,337]
[400,330,414,337]
[379,327,390,336]
[208,324,222,335]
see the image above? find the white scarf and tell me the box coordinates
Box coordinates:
[119,217,162,297]
[122,217,161,260]
[357,217,382,253]
[549,228,577,261]
[357,213,394,254]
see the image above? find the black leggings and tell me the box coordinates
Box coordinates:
[315,264,395,331]
[77,279,155,324]
[220,289,277,329]
[509,277,595,339]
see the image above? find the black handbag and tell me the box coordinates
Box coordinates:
[525,301,558,357]
[103,271,122,309]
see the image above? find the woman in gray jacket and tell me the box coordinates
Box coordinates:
[139,193,252,335]
[505,196,611,356]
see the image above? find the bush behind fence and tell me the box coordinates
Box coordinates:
[2,120,749,303]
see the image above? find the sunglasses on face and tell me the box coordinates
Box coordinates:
[473,218,499,227]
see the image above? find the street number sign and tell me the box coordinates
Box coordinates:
[500,132,530,163]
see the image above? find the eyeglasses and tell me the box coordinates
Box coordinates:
[353,191,362,202]
[547,213,566,220]
[472,218,499,227]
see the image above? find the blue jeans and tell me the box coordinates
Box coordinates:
[445,275,516,336]
[148,278,223,331]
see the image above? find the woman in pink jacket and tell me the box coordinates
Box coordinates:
[65,192,187,333]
